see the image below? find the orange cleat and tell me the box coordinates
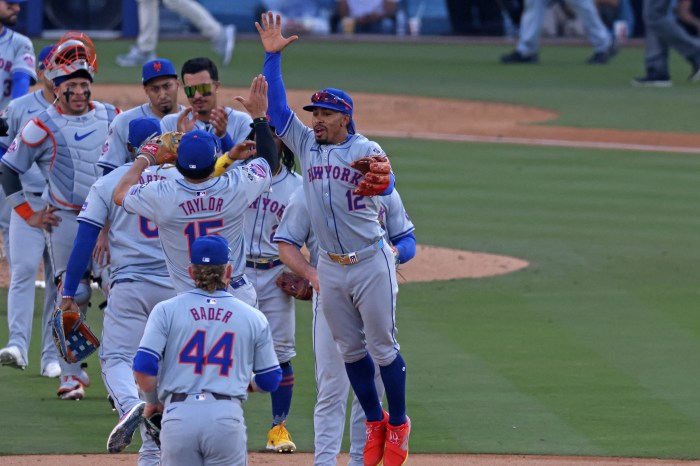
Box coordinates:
[384,416,411,466]
[364,410,389,466]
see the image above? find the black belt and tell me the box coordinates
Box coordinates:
[170,392,232,402]
[245,258,284,269]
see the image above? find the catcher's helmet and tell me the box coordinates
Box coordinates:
[44,31,97,85]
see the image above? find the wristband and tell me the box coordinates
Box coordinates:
[61,295,74,300]
[135,154,153,166]
[15,202,34,221]
[252,117,268,126]
[143,390,159,404]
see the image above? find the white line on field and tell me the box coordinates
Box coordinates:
[366,130,700,154]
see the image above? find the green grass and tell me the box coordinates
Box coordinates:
[3,37,700,459]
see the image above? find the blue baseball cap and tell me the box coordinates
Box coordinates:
[176,130,217,171]
[303,88,355,134]
[142,58,177,85]
[37,44,55,70]
[191,235,230,265]
[128,117,161,148]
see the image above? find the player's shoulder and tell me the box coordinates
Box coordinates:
[20,117,50,146]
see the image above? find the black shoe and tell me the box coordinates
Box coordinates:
[587,40,618,65]
[631,75,672,87]
[501,50,538,64]
[689,61,700,82]
[587,51,611,64]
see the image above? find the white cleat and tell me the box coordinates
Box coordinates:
[41,361,61,378]
[0,346,27,370]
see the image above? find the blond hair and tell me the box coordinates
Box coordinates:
[191,264,228,292]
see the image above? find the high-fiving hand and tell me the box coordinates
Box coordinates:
[255,11,299,53]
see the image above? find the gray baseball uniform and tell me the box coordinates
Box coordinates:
[0,89,57,372]
[97,103,185,172]
[275,187,414,466]
[121,159,273,303]
[138,287,279,466]
[78,162,179,466]
[160,106,252,144]
[245,167,301,363]
[1,101,118,384]
[278,114,399,365]
[0,28,36,110]
[0,28,38,274]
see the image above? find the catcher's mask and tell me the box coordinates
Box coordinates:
[44,31,97,85]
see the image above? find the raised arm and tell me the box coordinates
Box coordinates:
[234,74,279,174]
[256,12,298,130]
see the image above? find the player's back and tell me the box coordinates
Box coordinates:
[153,289,272,399]
[141,174,262,292]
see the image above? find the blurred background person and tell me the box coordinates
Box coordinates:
[632,0,700,85]
[116,0,236,67]
[331,0,399,34]
[501,0,617,64]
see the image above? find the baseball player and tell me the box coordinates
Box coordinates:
[0,32,120,400]
[0,0,37,110]
[0,44,60,377]
[244,129,302,452]
[0,0,38,282]
[59,117,178,465]
[160,57,251,154]
[124,235,281,466]
[98,58,184,175]
[257,12,410,466]
[113,75,279,307]
[276,186,416,466]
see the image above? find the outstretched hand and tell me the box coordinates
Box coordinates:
[255,11,298,53]
[234,74,268,120]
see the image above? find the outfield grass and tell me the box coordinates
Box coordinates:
[1,38,699,459]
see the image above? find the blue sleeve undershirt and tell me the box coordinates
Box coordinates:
[255,367,282,392]
[263,52,293,131]
[393,231,416,264]
[133,350,159,376]
[11,71,31,99]
[63,222,101,297]
[220,133,233,153]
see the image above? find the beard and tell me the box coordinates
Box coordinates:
[0,14,17,27]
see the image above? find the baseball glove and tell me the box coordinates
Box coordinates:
[51,308,100,363]
[144,412,162,449]
[351,155,392,196]
[137,131,183,166]
[276,271,313,301]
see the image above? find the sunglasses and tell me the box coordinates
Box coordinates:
[183,82,214,98]
[311,91,352,111]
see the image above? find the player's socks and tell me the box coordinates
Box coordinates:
[271,361,294,425]
[379,352,407,426]
[345,353,383,422]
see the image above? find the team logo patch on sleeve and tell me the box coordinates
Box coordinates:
[81,201,88,211]
[246,163,267,182]
[23,54,35,67]
[7,139,17,154]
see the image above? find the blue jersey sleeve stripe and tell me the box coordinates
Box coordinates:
[137,346,162,360]
[254,364,281,375]
[272,235,303,249]
[77,217,105,229]
[388,226,415,243]
[1,159,26,175]
[96,161,119,169]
